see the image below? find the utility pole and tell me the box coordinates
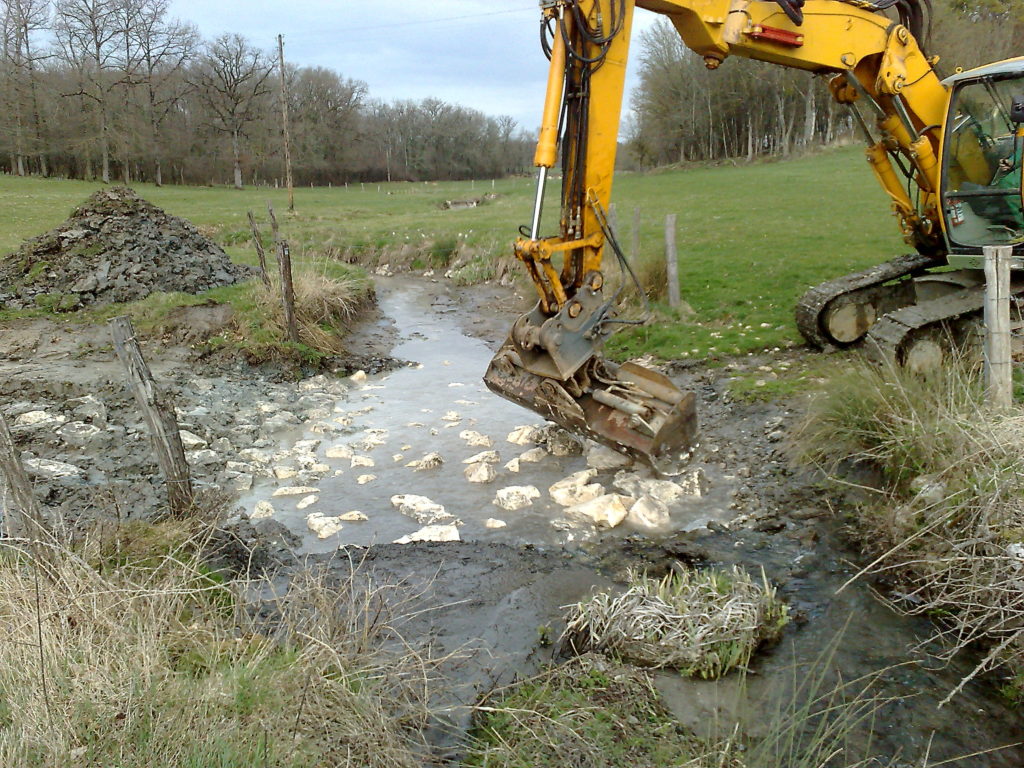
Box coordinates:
[277,34,295,212]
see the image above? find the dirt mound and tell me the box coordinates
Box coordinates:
[0,186,252,310]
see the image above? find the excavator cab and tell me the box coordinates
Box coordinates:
[941,63,1024,258]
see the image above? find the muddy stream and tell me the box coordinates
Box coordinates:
[242,278,1024,765]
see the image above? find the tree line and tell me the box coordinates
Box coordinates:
[0,0,534,187]
[626,0,1024,167]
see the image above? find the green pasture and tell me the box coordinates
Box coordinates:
[0,146,905,361]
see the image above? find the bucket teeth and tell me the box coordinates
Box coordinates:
[484,342,699,476]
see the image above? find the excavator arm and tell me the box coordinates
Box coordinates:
[485,0,955,474]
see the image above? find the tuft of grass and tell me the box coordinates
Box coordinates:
[795,355,1024,703]
[564,565,788,678]
[0,530,433,767]
[465,653,740,768]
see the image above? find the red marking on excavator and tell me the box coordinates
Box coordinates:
[748,25,804,47]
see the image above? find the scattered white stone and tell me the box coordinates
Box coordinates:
[543,429,583,457]
[306,512,344,539]
[455,400,478,406]
[442,410,461,422]
[350,370,368,383]
[273,466,298,480]
[506,425,539,446]
[294,439,321,454]
[463,450,500,465]
[69,394,106,424]
[354,431,388,451]
[273,486,319,497]
[393,454,404,463]
[565,494,633,529]
[549,470,605,507]
[519,447,547,464]
[585,443,632,471]
[297,495,319,510]
[409,452,444,471]
[309,463,330,474]
[394,524,461,544]
[613,469,707,503]
[226,461,254,475]
[15,410,65,428]
[340,511,369,522]
[58,422,103,447]
[504,458,521,473]
[250,501,275,520]
[232,474,254,492]
[465,462,497,484]
[351,455,375,469]
[186,449,221,467]
[178,430,207,450]
[485,518,507,530]
[459,430,493,448]
[240,448,272,465]
[494,485,541,511]
[334,415,353,428]
[627,495,671,530]
[390,494,454,525]
[23,458,82,480]
[326,445,354,460]
[299,374,328,391]
[357,474,377,485]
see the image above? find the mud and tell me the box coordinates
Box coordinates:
[3,272,1024,765]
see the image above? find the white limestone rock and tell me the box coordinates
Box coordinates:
[351,455,375,469]
[390,494,455,525]
[340,511,369,522]
[565,494,633,529]
[626,495,672,530]
[240,448,272,465]
[58,422,104,447]
[273,486,319,497]
[442,410,461,422]
[293,439,321,454]
[549,470,605,507]
[178,430,207,450]
[357,474,377,485]
[464,462,497,484]
[393,524,461,544]
[463,450,500,465]
[306,513,344,539]
[485,518,507,530]
[326,444,354,460]
[585,443,633,471]
[494,485,541,511]
[250,501,275,520]
[23,458,83,480]
[350,370,368,383]
[296,495,319,510]
[273,465,298,480]
[506,425,540,446]
[518,447,547,464]
[231,473,254,492]
[504,458,521,474]
[186,449,221,467]
[15,410,65,428]
[459,430,493,448]
[408,452,444,471]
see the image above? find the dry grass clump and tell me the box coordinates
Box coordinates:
[796,356,1024,701]
[465,653,745,768]
[564,566,788,678]
[0,536,433,767]
[254,263,374,355]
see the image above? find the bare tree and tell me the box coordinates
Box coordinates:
[192,33,272,189]
[54,0,119,182]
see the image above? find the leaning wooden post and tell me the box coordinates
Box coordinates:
[267,203,300,344]
[109,317,194,516]
[984,244,1014,410]
[0,413,49,540]
[247,211,272,289]
[665,213,681,310]
[277,34,295,213]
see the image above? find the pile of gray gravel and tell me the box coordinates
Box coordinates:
[0,186,252,310]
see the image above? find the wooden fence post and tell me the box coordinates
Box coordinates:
[267,203,300,344]
[109,316,194,516]
[0,413,50,540]
[665,214,681,310]
[247,211,272,289]
[984,244,1014,409]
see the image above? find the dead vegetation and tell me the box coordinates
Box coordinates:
[0,528,437,767]
[564,565,788,678]
[797,356,1024,701]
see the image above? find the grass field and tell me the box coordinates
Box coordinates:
[0,146,905,360]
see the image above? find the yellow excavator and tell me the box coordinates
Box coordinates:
[484,0,1024,475]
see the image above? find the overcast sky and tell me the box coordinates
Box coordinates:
[167,0,660,132]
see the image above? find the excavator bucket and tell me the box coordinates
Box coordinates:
[485,342,699,476]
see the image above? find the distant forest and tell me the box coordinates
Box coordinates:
[0,0,1021,186]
